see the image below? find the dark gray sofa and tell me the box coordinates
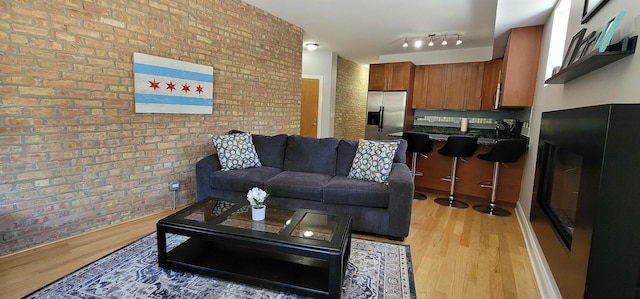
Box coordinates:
[195,134,413,240]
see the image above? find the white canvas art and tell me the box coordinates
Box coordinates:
[133,52,213,114]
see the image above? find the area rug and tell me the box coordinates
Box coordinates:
[24,232,416,298]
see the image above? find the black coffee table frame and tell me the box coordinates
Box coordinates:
[157,198,352,299]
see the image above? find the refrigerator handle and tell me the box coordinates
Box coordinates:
[379,106,384,132]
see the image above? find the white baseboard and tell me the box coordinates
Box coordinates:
[515,202,562,299]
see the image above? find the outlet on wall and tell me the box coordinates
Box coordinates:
[169,180,180,191]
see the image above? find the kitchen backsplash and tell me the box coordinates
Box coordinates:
[413,108,532,137]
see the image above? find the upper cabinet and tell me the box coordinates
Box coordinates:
[368,62,415,91]
[412,62,484,110]
[499,25,543,107]
[480,58,503,110]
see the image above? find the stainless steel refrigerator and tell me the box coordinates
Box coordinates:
[365,91,407,140]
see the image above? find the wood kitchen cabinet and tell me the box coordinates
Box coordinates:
[409,141,525,203]
[463,62,484,110]
[412,63,484,110]
[368,62,415,91]
[480,58,503,110]
[499,25,543,107]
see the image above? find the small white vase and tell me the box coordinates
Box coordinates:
[251,206,265,221]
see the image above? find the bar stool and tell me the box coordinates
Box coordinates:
[473,139,528,217]
[402,131,432,200]
[434,135,478,209]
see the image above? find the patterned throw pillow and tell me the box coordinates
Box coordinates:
[211,133,261,171]
[348,139,399,184]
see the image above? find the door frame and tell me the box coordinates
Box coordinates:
[301,75,323,137]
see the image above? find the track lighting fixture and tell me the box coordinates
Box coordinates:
[401,33,463,49]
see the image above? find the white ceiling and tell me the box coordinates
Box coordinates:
[242,0,558,65]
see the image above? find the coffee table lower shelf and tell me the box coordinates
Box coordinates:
[162,237,335,298]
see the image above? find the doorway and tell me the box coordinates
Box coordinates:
[300,78,319,137]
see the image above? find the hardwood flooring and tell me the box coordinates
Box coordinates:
[0,191,540,299]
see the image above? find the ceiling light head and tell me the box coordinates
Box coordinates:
[304,43,319,51]
[427,34,435,47]
[456,35,462,45]
[441,35,448,46]
[402,38,408,48]
[414,39,422,48]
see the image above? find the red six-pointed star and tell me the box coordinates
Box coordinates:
[196,85,204,94]
[166,81,176,92]
[181,83,190,93]
[149,79,160,90]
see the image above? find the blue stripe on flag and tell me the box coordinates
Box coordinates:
[134,63,213,82]
[134,93,213,106]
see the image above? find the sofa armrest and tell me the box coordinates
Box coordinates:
[195,154,221,201]
[386,162,414,238]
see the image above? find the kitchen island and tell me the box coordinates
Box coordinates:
[397,127,528,204]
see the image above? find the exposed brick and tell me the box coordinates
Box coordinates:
[335,57,368,140]
[0,0,302,255]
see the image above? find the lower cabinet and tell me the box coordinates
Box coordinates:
[409,141,525,203]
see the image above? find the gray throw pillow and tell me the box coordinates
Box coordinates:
[211,133,261,171]
[348,139,399,184]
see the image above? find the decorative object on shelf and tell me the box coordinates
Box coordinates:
[247,187,268,221]
[593,11,625,53]
[562,28,587,69]
[582,0,610,24]
[545,35,637,84]
[402,33,463,49]
[576,30,598,59]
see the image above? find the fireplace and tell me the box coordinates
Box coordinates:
[531,104,640,299]
[537,142,583,250]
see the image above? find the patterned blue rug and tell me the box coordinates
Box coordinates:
[25,233,416,298]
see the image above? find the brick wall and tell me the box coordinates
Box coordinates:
[0,0,303,255]
[334,57,368,140]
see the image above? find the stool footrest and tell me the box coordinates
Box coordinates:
[440,176,461,182]
[479,182,493,188]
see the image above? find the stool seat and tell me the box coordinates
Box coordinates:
[473,139,528,217]
[434,135,478,209]
[403,131,432,153]
[477,139,528,163]
[402,131,432,200]
[437,135,478,157]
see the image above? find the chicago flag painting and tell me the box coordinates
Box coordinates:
[133,52,213,114]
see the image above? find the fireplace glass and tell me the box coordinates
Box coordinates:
[538,142,582,250]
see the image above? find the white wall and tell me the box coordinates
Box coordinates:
[302,50,337,138]
[519,0,640,217]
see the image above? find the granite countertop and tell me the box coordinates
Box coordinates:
[394,125,529,146]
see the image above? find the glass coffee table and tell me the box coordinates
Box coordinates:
[156,197,352,298]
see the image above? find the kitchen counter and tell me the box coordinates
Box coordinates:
[390,126,528,145]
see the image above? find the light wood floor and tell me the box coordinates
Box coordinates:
[0,191,540,299]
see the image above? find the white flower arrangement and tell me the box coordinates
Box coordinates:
[247,187,268,209]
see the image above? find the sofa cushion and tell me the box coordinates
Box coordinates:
[324,176,389,208]
[336,139,408,176]
[252,134,288,169]
[283,135,338,176]
[348,139,399,184]
[264,171,332,202]
[211,133,261,171]
[210,166,281,192]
